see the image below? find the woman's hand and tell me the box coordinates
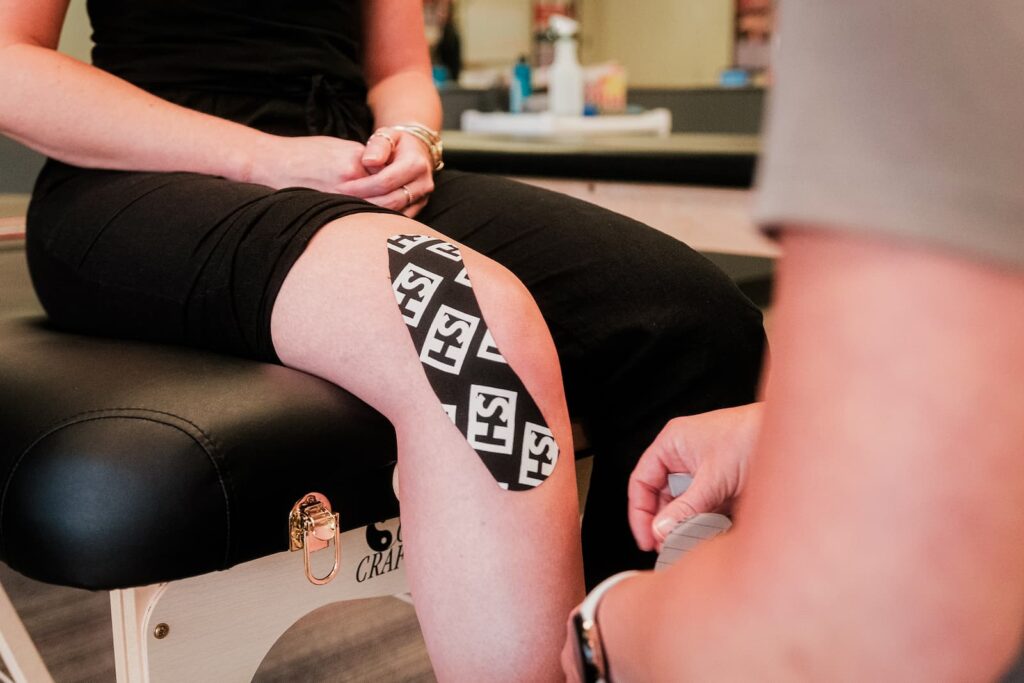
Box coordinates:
[246,135,370,193]
[628,402,764,551]
[245,131,434,217]
[338,127,435,217]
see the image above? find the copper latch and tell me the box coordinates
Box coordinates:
[289,492,340,585]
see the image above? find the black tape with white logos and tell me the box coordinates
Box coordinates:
[388,234,558,491]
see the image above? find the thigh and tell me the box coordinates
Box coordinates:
[26,160,395,361]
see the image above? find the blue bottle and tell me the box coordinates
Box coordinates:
[510,55,532,113]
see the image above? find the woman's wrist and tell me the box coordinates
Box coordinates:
[390,123,444,171]
[228,130,281,186]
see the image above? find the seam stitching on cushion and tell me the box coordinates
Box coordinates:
[0,408,232,567]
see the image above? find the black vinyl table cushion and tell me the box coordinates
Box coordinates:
[0,311,400,590]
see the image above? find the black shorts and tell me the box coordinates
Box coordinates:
[26,158,397,361]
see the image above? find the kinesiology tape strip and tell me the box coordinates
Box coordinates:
[388,234,558,491]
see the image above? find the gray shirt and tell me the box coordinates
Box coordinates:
[754,1,1024,269]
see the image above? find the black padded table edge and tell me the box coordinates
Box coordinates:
[442,132,759,188]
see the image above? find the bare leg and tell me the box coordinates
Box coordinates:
[271,214,584,681]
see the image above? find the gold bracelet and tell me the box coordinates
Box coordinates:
[392,123,445,171]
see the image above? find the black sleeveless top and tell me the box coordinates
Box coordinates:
[86,0,374,139]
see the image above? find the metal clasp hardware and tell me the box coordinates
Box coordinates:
[288,492,341,585]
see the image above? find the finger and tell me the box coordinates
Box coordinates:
[633,420,696,483]
[364,176,434,213]
[651,498,701,549]
[340,142,431,197]
[338,161,410,197]
[362,130,396,169]
[658,487,674,507]
[363,191,405,212]
[651,471,722,548]
[627,424,692,551]
[627,477,665,552]
[364,188,429,215]
[403,195,429,218]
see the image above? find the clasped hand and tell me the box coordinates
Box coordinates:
[249,130,435,218]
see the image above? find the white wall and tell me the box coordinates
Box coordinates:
[579,0,734,87]
[58,0,93,62]
[457,0,533,67]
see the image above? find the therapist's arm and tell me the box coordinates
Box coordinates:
[600,228,1024,681]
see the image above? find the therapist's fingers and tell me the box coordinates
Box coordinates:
[650,472,723,548]
[629,404,764,551]
[627,418,697,552]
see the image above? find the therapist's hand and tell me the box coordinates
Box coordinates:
[339,127,435,217]
[628,402,763,551]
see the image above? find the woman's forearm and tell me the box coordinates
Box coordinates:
[366,69,441,130]
[0,43,272,180]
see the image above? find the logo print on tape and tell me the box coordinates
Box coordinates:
[468,385,518,454]
[519,422,558,486]
[426,241,463,261]
[388,235,558,490]
[477,329,507,363]
[387,234,434,254]
[392,263,443,327]
[420,305,481,374]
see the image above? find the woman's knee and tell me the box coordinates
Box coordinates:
[394,231,570,445]
[271,214,568,431]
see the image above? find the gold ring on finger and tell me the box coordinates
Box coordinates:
[370,129,397,149]
[400,185,415,207]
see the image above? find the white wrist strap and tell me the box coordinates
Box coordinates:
[579,570,640,623]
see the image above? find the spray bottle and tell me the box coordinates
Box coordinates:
[547,14,583,117]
